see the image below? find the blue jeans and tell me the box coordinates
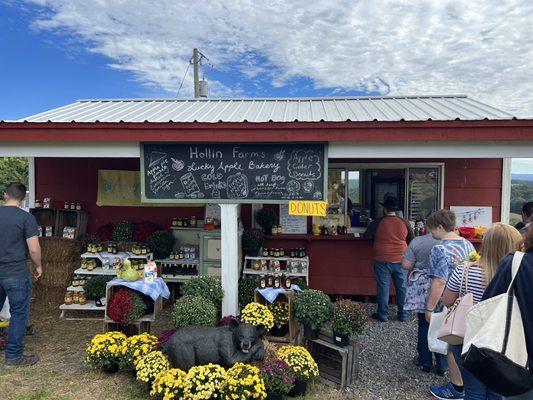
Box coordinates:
[417,313,448,371]
[505,390,533,400]
[374,261,408,320]
[450,344,502,400]
[0,275,32,361]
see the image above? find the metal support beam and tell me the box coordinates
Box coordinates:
[220,204,239,317]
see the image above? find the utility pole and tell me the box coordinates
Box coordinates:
[192,48,200,98]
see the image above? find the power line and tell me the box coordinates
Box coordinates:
[177,61,191,97]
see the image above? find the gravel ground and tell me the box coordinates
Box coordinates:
[346,303,446,400]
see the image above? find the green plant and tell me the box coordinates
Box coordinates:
[331,299,367,338]
[112,220,135,242]
[83,275,113,300]
[171,295,217,329]
[242,229,266,255]
[181,276,224,305]
[255,208,278,233]
[268,301,289,329]
[293,289,332,331]
[260,357,296,394]
[107,288,148,325]
[239,276,257,309]
[146,230,176,259]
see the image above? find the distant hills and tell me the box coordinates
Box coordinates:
[512,174,533,182]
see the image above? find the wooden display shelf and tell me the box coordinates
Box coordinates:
[59,301,105,320]
[245,256,309,262]
[254,289,299,344]
[161,274,198,282]
[74,267,117,276]
[66,286,84,292]
[156,258,199,265]
[242,268,307,278]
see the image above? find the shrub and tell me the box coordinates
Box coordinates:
[83,275,113,301]
[96,223,115,242]
[146,230,176,259]
[85,331,127,369]
[260,357,296,395]
[135,351,170,383]
[242,229,266,255]
[332,299,367,338]
[107,288,148,325]
[150,368,187,400]
[268,301,289,329]
[240,302,274,331]
[171,295,217,329]
[112,220,135,242]
[119,333,158,369]
[183,364,227,399]
[255,208,278,233]
[293,289,332,331]
[221,363,267,400]
[276,346,319,380]
[239,276,257,308]
[181,276,224,305]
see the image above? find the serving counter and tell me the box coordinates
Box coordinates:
[264,234,482,297]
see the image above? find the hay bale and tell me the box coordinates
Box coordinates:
[39,237,82,262]
[38,261,78,288]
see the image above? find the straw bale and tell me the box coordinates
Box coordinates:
[38,261,78,288]
[39,237,82,262]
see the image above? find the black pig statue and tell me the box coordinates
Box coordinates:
[163,319,266,370]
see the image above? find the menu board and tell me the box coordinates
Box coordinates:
[141,143,327,203]
[279,204,308,234]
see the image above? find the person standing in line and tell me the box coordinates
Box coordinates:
[0,182,42,367]
[482,224,533,400]
[364,196,414,322]
[442,223,522,400]
[402,232,447,375]
[425,209,475,400]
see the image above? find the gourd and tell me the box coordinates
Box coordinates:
[117,259,139,282]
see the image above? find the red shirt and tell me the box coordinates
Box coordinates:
[364,215,413,263]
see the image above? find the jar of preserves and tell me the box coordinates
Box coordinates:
[267,275,274,287]
[76,203,82,211]
[141,246,147,255]
[172,217,178,227]
[170,252,175,260]
[284,275,292,289]
[273,275,281,289]
[262,248,269,257]
[177,218,183,227]
[190,215,197,227]
[70,202,76,210]
[280,248,285,257]
[35,199,42,208]
[274,248,280,257]
[107,244,113,253]
[64,201,70,210]
[269,248,275,257]
[259,275,267,289]
[112,246,117,254]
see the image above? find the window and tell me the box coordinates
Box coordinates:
[408,167,440,220]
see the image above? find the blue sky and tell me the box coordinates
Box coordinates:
[0,1,531,174]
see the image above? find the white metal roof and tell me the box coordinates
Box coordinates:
[15,95,516,123]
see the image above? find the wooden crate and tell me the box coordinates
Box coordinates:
[56,209,88,239]
[306,337,360,390]
[30,208,57,233]
[103,285,162,334]
[254,289,300,344]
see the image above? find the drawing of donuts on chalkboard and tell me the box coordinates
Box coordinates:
[180,173,201,198]
[226,173,248,198]
[286,180,301,196]
[287,150,322,181]
[302,180,314,193]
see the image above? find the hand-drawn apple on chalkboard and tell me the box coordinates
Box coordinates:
[171,158,185,172]
[274,150,286,161]
[227,173,248,198]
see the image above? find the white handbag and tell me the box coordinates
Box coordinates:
[428,306,448,355]
[0,299,10,321]
[462,251,533,397]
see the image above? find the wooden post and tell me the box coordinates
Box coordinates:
[220,204,239,316]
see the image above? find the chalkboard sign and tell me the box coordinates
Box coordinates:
[140,143,327,203]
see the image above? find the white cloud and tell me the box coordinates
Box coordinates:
[512,159,533,174]
[22,0,533,116]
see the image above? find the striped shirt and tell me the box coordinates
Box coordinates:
[447,264,487,304]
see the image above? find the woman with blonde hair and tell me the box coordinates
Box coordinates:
[441,223,523,400]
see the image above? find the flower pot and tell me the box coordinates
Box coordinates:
[288,378,308,397]
[266,392,283,400]
[269,324,289,337]
[303,324,319,340]
[333,331,350,347]
[102,362,120,373]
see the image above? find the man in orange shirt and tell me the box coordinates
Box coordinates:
[364,196,414,322]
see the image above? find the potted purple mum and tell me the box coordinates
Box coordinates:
[260,357,296,400]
